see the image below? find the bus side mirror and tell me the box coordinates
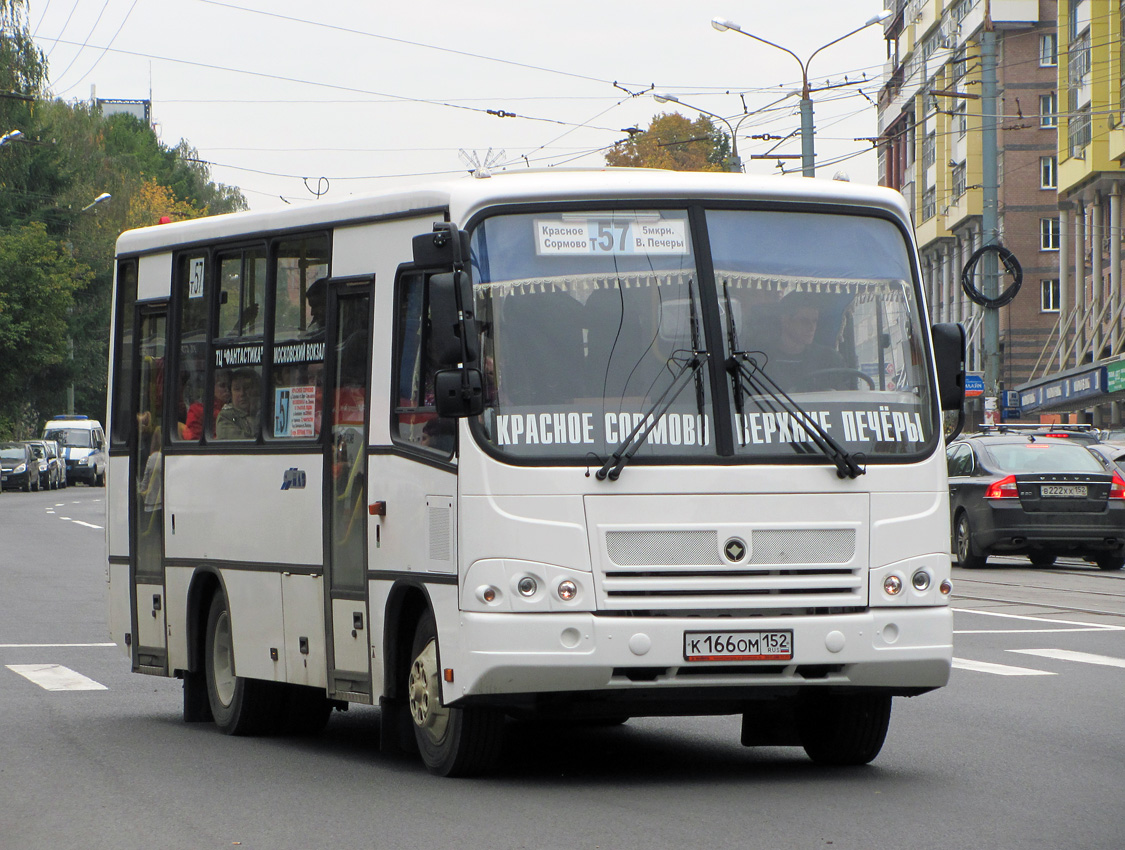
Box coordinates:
[932,322,965,411]
[434,368,485,417]
[412,225,470,269]
[429,272,479,366]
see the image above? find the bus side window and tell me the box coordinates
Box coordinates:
[270,234,329,440]
[393,272,454,453]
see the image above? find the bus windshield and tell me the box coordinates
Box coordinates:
[470,207,935,464]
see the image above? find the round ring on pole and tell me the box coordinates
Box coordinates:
[960,244,1023,308]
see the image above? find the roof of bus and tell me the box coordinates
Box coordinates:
[114,168,913,257]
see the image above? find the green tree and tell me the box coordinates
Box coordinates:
[0,222,91,437]
[0,0,246,437]
[606,112,732,172]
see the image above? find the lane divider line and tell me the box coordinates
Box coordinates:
[952,657,1056,676]
[6,664,108,691]
[1008,649,1125,669]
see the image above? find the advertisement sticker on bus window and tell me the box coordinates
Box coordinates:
[534,218,690,256]
[275,386,317,438]
[188,257,205,299]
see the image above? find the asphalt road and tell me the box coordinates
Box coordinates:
[2,487,1123,850]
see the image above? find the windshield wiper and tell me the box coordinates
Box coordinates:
[597,351,709,481]
[727,352,866,480]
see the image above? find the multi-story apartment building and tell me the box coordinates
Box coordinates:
[1026,0,1125,422]
[877,0,1060,404]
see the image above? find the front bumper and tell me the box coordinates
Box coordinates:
[442,607,952,707]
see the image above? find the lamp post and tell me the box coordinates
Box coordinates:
[81,192,112,211]
[652,92,745,172]
[712,10,891,177]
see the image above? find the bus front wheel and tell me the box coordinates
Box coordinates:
[204,594,276,735]
[797,692,892,766]
[408,612,503,776]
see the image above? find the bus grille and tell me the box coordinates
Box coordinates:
[599,528,862,613]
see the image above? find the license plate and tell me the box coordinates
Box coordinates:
[683,630,793,662]
[1041,484,1087,497]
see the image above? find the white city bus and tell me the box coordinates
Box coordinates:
[106,169,964,776]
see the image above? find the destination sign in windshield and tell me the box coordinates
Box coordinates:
[534,218,690,256]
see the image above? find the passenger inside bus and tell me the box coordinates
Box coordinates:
[213,368,261,440]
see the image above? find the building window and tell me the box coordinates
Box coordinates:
[1040,156,1057,189]
[955,102,968,139]
[923,187,937,221]
[1069,108,1092,158]
[1039,33,1058,67]
[953,47,968,80]
[1040,217,1060,251]
[1040,280,1061,313]
[922,132,936,169]
[952,163,967,200]
[1068,30,1092,84]
[1040,93,1058,127]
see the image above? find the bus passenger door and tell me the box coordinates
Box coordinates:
[323,280,374,699]
[131,306,168,673]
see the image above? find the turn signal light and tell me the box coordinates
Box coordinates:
[1110,473,1125,499]
[985,474,1019,499]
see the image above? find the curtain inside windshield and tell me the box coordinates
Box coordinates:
[707,209,934,458]
[471,211,713,460]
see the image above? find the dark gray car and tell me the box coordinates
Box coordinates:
[947,434,1125,570]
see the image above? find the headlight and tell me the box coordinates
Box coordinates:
[14,463,26,474]
[77,458,88,466]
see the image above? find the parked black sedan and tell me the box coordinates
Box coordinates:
[947,434,1125,570]
[1,441,39,492]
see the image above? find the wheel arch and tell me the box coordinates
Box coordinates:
[184,567,227,674]
[381,581,436,700]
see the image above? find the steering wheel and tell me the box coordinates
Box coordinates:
[804,368,876,389]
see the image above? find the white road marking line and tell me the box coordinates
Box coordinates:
[6,664,108,691]
[1009,649,1125,669]
[952,657,1056,676]
[956,628,1110,634]
[58,516,71,520]
[952,607,1125,632]
[0,642,115,648]
[71,520,103,529]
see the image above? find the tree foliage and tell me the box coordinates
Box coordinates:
[606,112,732,172]
[0,0,247,438]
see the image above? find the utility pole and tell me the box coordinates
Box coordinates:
[980,5,1001,420]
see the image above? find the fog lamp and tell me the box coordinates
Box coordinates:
[911,570,931,591]
[557,580,577,601]
[884,575,903,595]
[517,576,537,597]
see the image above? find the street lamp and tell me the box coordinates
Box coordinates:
[653,92,745,172]
[712,10,892,177]
[81,192,112,211]
[0,129,23,146]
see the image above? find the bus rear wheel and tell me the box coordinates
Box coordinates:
[408,612,503,777]
[797,693,892,766]
[204,594,277,735]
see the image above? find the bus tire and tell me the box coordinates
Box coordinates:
[797,692,892,766]
[408,611,503,777]
[204,593,277,736]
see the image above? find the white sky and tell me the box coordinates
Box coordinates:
[27,0,892,211]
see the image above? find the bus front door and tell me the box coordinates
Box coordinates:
[323,281,373,699]
[131,307,168,673]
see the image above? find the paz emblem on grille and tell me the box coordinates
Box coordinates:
[723,537,748,562]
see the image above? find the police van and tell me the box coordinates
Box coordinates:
[42,415,107,486]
